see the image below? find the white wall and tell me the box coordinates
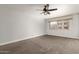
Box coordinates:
[47,14,79,38]
[46,4,79,38]
[0,4,47,44]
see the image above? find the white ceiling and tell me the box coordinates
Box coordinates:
[0,4,79,18]
[49,4,79,17]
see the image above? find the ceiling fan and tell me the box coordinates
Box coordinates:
[40,4,57,15]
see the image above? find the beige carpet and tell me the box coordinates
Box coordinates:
[0,35,79,54]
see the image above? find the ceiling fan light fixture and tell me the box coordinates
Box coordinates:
[40,4,58,15]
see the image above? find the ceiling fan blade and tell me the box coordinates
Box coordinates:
[48,8,57,11]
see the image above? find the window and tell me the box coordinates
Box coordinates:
[49,20,69,30]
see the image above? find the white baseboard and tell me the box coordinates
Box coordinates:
[48,34,79,39]
[0,34,45,46]
[1,34,78,46]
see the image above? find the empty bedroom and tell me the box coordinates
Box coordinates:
[0,4,79,54]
